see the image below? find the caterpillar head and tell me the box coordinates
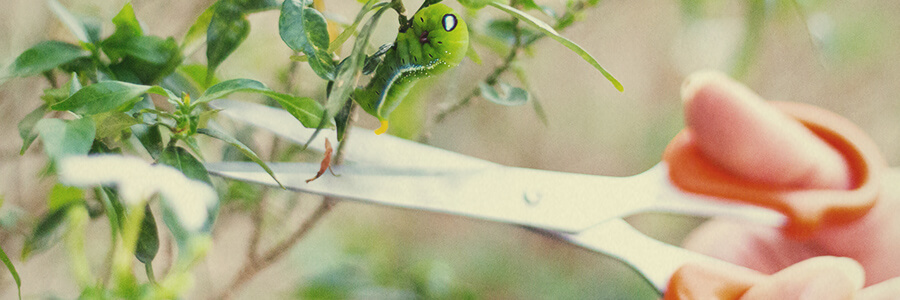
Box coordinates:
[408,3,469,67]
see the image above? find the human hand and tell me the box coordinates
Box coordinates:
[673,71,900,299]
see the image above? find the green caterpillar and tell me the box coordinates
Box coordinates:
[352,3,469,135]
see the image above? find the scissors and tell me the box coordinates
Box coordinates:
[203,99,884,299]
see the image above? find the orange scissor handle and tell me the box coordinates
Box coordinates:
[664,262,765,300]
[663,101,886,238]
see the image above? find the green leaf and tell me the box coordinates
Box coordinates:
[490,2,624,92]
[99,4,183,85]
[112,3,142,34]
[517,0,542,11]
[196,78,326,128]
[132,124,163,160]
[159,146,212,186]
[40,86,70,106]
[182,5,215,54]
[47,0,94,43]
[334,97,354,141]
[158,146,217,236]
[98,187,122,240]
[0,246,21,300]
[271,95,327,129]
[22,203,75,260]
[108,37,183,84]
[135,206,159,265]
[182,136,205,161]
[174,64,217,92]
[107,36,180,65]
[485,19,540,44]
[40,75,82,106]
[233,0,281,12]
[198,127,284,189]
[48,183,84,211]
[206,4,251,82]
[326,3,378,54]
[295,267,361,300]
[93,112,140,140]
[278,0,325,53]
[478,82,529,106]
[18,104,47,155]
[289,54,309,62]
[4,41,89,78]
[50,81,174,115]
[34,117,95,161]
[195,78,268,103]
[307,3,391,147]
[457,0,488,9]
[203,0,281,81]
[279,0,335,80]
[101,3,143,61]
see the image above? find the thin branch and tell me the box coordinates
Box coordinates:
[423,0,600,136]
[216,199,334,300]
[42,71,59,88]
[262,199,335,266]
[246,190,267,263]
[430,23,521,126]
[789,0,828,70]
[145,262,157,285]
[248,58,301,262]
[214,66,358,300]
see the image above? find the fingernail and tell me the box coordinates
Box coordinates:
[680,70,730,105]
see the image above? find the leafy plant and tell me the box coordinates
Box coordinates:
[2,0,625,298]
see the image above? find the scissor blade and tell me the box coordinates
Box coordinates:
[209,99,492,169]
[205,161,659,233]
[558,219,738,293]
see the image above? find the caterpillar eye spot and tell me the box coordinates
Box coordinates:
[442,14,457,32]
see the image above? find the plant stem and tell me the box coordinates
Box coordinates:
[96,187,120,286]
[215,198,335,300]
[42,71,58,88]
[215,111,354,298]
[246,135,282,263]
[246,55,302,263]
[216,10,354,296]
[64,205,94,287]
[165,136,178,150]
[431,22,521,126]
[145,262,157,285]
[112,204,146,289]
[730,0,766,80]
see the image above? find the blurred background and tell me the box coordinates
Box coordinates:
[1,0,899,299]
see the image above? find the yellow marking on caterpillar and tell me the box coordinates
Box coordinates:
[374,120,389,135]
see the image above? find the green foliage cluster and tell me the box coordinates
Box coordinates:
[1,0,625,298]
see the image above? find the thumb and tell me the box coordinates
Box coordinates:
[680,71,851,190]
[740,256,864,300]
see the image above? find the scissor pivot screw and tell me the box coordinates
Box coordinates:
[523,191,542,206]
